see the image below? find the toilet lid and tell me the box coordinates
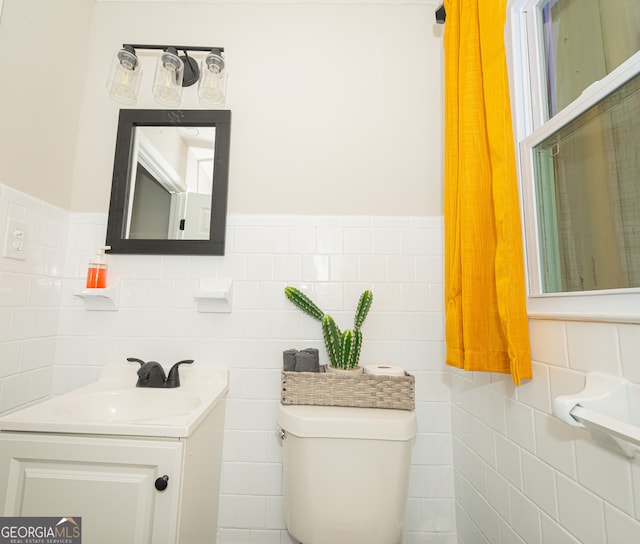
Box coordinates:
[277,404,417,441]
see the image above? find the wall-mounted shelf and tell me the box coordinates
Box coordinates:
[554,373,640,458]
[195,279,233,313]
[73,281,120,311]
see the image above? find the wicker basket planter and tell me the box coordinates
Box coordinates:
[281,368,415,411]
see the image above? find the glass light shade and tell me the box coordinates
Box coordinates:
[106,48,142,105]
[152,49,184,106]
[198,51,227,106]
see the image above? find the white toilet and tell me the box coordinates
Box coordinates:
[277,404,417,544]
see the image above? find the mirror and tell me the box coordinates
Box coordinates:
[106,109,231,255]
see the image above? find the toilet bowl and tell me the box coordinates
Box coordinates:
[277,404,417,544]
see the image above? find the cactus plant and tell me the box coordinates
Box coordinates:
[285,286,373,370]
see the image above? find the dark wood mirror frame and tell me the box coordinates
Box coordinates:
[106,109,231,255]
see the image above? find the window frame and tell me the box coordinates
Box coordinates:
[506,0,640,323]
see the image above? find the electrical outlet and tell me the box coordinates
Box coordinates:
[3,219,28,261]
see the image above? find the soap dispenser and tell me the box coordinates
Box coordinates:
[86,246,111,288]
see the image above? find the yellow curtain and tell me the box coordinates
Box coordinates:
[443,0,532,385]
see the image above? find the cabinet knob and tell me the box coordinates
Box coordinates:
[155,475,169,491]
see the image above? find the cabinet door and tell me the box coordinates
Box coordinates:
[0,433,184,544]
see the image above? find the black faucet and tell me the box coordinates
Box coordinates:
[127,358,194,388]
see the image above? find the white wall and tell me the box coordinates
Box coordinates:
[0,0,95,210]
[72,1,444,216]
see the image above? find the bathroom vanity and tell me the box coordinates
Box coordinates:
[0,365,228,544]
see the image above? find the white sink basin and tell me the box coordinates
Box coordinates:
[52,389,202,422]
[0,364,228,438]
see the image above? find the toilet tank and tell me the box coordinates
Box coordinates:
[277,404,417,544]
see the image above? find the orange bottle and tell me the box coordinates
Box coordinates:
[86,246,111,288]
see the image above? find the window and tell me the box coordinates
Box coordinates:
[507,0,640,321]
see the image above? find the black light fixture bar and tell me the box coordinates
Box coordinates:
[123,44,224,53]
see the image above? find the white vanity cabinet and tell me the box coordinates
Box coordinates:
[0,382,226,544]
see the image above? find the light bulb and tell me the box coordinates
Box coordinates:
[153,48,184,106]
[106,47,141,105]
[198,49,227,107]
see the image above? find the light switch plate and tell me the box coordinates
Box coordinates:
[3,219,28,261]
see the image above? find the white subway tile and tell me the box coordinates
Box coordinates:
[0,309,10,343]
[498,519,527,544]
[575,437,633,515]
[529,319,568,367]
[385,311,417,340]
[402,283,429,312]
[221,462,253,494]
[619,323,640,385]
[415,312,445,343]
[328,255,358,282]
[274,255,302,282]
[0,371,30,411]
[415,256,444,284]
[533,411,577,479]
[316,227,343,254]
[402,228,431,255]
[249,530,281,544]
[8,308,38,341]
[509,486,541,544]
[455,503,490,544]
[343,228,372,254]
[495,433,522,489]
[223,430,271,463]
[388,255,416,283]
[0,342,19,377]
[604,503,640,543]
[485,466,510,520]
[557,473,605,544]
[128,255,164,280]
[418,499,457,532]
[371,282,404,312]
[416,402,452,433]
[452,437,487,494]
[372,228,402,255]
[540,512,580,544]
[358,255,387,282]
[251,463,282,496]
[410,465,455,498]
[301,255,329,282]
[566,321,621,375]
[233,227,262,254]
[245,255,274,281]
[0,272,29,307]
[521,450,558,519]
[217,527,251,544]
[264,496,285,530]
[505,398,536,453]
[413,433,453,466]
[259,228,289,254]
[288,227,315,254]
[216,254,246,280]
[517,361,551,413]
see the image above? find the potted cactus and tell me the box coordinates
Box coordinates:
[284,286,373,372]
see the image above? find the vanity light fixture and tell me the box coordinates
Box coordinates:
[106,44,226,107]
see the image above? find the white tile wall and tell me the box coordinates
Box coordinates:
[452,317,640,544]
[0,184,66,412]
[0,185,454,543]
[8,183,640,544]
